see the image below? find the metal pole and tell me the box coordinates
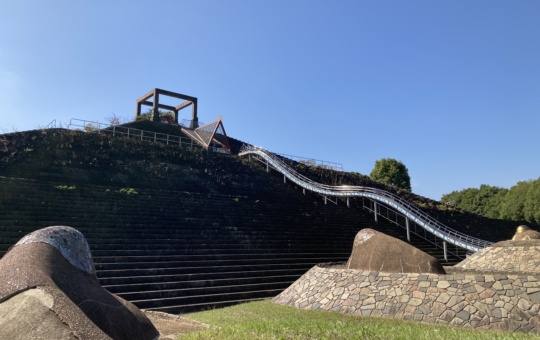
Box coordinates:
[141,131,143,141]
[113,125,115,137]
[347,197,349,208]
[191,139,193,149]
[167,135,169,145]
[154,132,156,143]
[406,217,410,242]
[303,188,305,195]
[443,241,448,261]
[325,196,327,204]
[374,202,378,222]
[127,128,130,138]
[266,160,269,173]
[284,174,286,183]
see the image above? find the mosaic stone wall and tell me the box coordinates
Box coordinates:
[273,265,540,333]
[450,241,540,276]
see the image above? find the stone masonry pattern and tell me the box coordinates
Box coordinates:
[272,265,540,333]
[453,245,540,276]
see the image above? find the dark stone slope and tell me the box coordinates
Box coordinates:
[0,128,530,312]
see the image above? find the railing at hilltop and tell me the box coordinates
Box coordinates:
[45,119,57,129]
[239,145,493,260]
[67,118,204,150]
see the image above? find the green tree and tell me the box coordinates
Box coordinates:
[441,187,479,212]
[473,185,508,216]
[500,180,532,221]
[523,177,540,224]
[369,158,411,191]
[483,188,508,219]
[440,185,507,218]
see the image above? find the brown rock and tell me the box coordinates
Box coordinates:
[431,301,446,317]
[345,228,445,274]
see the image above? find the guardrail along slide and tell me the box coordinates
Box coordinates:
[239,145,493,260]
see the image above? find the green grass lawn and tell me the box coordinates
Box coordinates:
[181,300,540,340]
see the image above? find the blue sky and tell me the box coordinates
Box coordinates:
[1,1,539,200]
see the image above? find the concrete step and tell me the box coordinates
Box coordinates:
[131,288,283,310]
[104,273,303,294]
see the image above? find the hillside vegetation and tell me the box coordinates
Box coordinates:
[441,180,540,225]
[0,127,536,243]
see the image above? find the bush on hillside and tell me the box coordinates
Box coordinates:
[369,158,411,191]
[135,109,175,122]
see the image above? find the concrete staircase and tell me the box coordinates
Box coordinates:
[0,175,456,313]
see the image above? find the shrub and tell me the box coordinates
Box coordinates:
[370,158,411,191]
[118,188,138,195]
[55,185,76,190]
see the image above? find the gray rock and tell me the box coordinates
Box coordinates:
[0,226,159,340]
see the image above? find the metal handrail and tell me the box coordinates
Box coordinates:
[45,119,56,129]
[274,152,343,171]
[239,145,493,253]
[67,118,203,150]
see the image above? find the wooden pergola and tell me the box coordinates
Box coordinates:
[136,88,199,128]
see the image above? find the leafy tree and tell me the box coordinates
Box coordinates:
[500,180,532,221]
[472,185,508,216]
[441,179,540,223]
[441,188,479,212]
[483,188,508,219]
[524,177,540,224]
[369,158,411,191]
[440,185,508,218]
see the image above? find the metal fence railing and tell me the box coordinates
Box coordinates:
[67,118,203,150]
[239,144,493,259]
[45,119,57,129]
[274,152,344,172]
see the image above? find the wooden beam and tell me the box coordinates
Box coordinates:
[191,98,198,121]
[136,89,155,103]
[140,101,177,112]
[155,88,197,102]
[175,101,193,111]
[152,90,159,121]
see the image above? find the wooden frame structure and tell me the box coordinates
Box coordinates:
[136,88,199,128]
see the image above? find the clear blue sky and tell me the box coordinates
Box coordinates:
[1,1,539,200]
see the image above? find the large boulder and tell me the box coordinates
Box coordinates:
[345,228,445,274]
[0,226,159,340]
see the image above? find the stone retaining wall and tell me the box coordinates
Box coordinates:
[450,241,540,276]
[272,264,540,333]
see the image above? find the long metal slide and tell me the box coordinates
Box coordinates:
[239,145,492,260]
